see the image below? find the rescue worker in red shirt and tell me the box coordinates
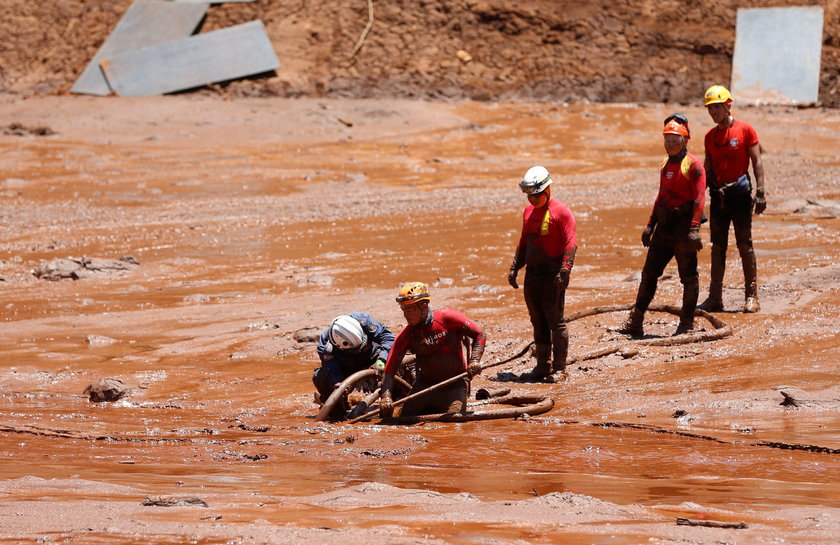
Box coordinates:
[507,166,577,382]
[698,85,766,313]
[379,282,486,417]
[620,117,705,337]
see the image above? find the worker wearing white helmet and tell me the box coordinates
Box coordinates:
[313,313,394,416]
[508,166,578,382]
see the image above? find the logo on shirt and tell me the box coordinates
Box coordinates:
[729,138,739,148]
[665,170,674,179]
[424,330,448,345]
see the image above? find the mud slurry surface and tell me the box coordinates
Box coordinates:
[1,96,840,543]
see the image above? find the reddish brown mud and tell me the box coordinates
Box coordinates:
[1,96,840,543]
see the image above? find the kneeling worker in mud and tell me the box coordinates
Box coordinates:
[507,166,577,382]
[379,282,485,417]
[313,313,394,413]
[620,116,705,337]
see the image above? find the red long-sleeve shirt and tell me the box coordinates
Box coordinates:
[514,198,577,271]
[384,309,486,383]
[652,152,706,227]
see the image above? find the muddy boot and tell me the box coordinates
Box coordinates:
[617,307,644,339]
[744,282,760,313]
[674,318,693,336]
[697,281,723,312]
[520,343,551,382]
[547,332,569,383]
[740,244,760,313]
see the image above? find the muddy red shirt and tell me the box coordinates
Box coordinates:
[703,120,759,186]
[514,198,577,270]
[654,152,706,227]
[384,309,486,383]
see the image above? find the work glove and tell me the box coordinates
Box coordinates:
[466,359,482,379]
[641,225,653,248]
[507,267,519,289]
[379,390,393,418]
[370,359,385,375]
[754,189,766,215]
[687,225,702,252]
[554,269,570,291]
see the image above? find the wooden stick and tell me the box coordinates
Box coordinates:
[350,0,374,58]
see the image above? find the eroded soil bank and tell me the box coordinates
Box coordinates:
[1,96,839,544]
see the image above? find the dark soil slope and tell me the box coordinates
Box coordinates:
[1,0,838,105]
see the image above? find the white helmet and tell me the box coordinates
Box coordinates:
[329,315,367,351]
[519,166,553,194]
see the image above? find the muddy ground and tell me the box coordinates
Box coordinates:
[0,95,839,543]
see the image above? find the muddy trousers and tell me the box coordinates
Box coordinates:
[399,374,469,417]
[523,269,568,371]
[632,235,699,328]
[708,191,758,299]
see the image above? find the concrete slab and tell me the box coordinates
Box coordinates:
[99,21,280,96]
[70,0,207,96]
[731,6,824,105]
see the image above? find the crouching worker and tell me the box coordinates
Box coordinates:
[620,116,705,337]
[379,282,486,418]
[313,313,394,415]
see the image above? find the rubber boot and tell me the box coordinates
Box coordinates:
[698,247,725,312]
[740,244,760,313]
[675,277,698,336]
[546,331,569,383]
[520,343,551,382]
[618,307,644,339]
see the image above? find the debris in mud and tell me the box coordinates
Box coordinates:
[676,517,748,529]
[780,391,801,408]
[85,334,117,346]
[1,123,55,136]
[233,423,271,432]
[83,377,128,402]
[360,448,412,458]
[142,495,208,507]
[671,409,688,418]
[293,327,320,343]
[33,256,139,281]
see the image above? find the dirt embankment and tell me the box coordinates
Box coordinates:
[1,0,838,105]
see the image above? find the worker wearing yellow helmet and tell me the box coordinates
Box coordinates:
[699,85,766,313]
[378,282,486,418]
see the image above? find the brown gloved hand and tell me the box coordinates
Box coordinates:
[641,225,653,247]
[754,189,766,215]
[507,267,519,289]
[379,390,393,418]
[554,269,570,291]
[466,359,482,379]
[687,224,702,251]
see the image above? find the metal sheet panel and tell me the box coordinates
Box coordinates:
[70,0,207,96]
[731,6,824,105]
[99,21,280,96]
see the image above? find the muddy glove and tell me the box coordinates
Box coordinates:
[370,359,385,375]
[754,189,766,215]
[379,389,393,418]
[687,224,702,251]
[466,359,482,379]
[554,269,570,291]
[641,225,653,248]
[507,267,519,289]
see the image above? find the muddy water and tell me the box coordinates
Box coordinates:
[1,97,839,542]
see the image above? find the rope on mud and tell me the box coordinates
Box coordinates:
[389,394,554,424]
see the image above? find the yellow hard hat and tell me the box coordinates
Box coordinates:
[704,85,733,106]
[396,282,430,307]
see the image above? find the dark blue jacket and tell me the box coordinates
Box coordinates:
[316,313,394,383]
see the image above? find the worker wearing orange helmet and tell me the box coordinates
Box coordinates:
[620,115,706,337]
[699,85,766,313]
[378,282,486,418]
[508,165,577,382]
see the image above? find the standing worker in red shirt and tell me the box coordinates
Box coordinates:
[698,85,766,313]
[378,282,485,418]
[507,166,577,382]
[620,117,705,337]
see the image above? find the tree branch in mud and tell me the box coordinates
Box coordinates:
[676,517,747,529]
[350,0,374,58]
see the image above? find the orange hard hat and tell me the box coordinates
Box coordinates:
[663,119,689,138]
[396,281,431,307]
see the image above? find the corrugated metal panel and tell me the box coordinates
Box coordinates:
[731,6,824,105]
[100,21,280,96]
[70,0,207,96]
